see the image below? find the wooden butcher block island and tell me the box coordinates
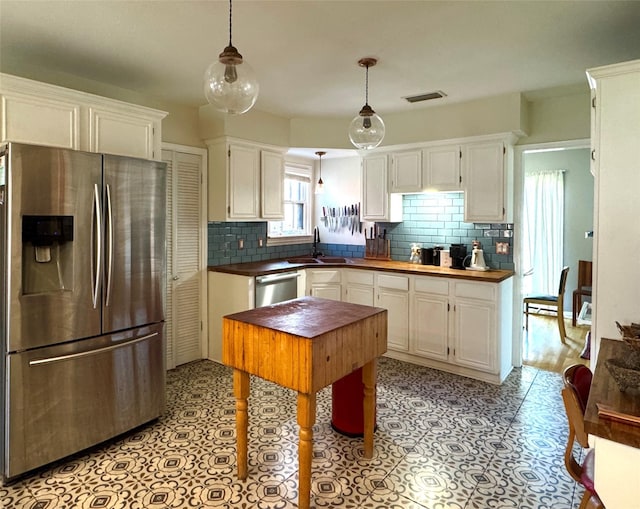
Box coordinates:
[222,296,388,509]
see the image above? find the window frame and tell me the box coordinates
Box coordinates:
[267,161,314,246]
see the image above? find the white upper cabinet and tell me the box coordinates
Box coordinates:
[389,149,422,193]
[207,137,285,222]
[89,106,159,160]
[422,144,462,191]
[362,154,402,222]
[260,150,285,219]
[462,140,512,223]
[228,144,261,219]
[0,73,166,160]
[363,134,515,223]
[0,90,80,149]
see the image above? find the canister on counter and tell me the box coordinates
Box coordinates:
[440,249,452,268]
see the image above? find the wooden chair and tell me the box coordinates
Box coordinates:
[572,260,593,326]
[523,266,570,343]
[561,364,604,509]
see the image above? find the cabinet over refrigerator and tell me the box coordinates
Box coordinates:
[0,142,167,481]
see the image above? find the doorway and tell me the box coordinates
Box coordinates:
[513,140,593,372]
[162,144,208,369]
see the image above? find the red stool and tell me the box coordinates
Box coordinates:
[331,368,377,437]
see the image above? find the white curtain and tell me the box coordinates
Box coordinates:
[522,170,564,296]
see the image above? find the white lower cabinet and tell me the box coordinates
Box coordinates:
[307,269,342,301]
[407,274,512,384]
[223,265,513,384]
[376,274,410,352]
[412,277,449,361]
[343,270,375,306]
[452,296,496,372]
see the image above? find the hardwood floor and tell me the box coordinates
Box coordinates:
[522,312,591,373]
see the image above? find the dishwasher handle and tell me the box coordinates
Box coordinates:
[256,272,301,284]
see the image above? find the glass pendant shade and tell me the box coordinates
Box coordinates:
[203,0,258,115]
[315,177,324,194]
[348,107,385,150]
[204,46,259,115]
[349,57,385,150]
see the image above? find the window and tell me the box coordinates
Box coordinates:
[268,162,312,243]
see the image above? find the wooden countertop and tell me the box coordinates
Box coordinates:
[209,257,514,283]
[585,338,640,448]
[224,295,386,339]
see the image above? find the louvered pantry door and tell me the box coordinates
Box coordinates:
[162,148,205,368]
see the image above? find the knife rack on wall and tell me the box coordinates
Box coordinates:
[321,203,362,235]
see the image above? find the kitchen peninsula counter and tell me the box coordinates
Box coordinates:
[209,257,514,283]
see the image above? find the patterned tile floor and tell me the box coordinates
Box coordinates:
[2,358,585,509]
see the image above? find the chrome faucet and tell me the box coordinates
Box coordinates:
[312,226,323,258]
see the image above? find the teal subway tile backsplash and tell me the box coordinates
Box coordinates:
[380,192,514,270]
[208,192,513,270]
[207,222,364,265]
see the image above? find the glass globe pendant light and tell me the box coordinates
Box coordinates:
[204,0,259,115]
[315,151,326,194]
[348,57,385,150]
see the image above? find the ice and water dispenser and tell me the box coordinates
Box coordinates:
[22,215,74,294]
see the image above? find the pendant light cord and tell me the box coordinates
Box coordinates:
[228,0,233,47]
[364,63,369,106]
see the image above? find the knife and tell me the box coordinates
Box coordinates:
[351,205,355,234]
[350,205,354,234]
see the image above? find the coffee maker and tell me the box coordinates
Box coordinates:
[449,244,467,270]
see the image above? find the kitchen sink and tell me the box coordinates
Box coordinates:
[316,256,348,264]
[286,256,349,264]
[286,257,321,264]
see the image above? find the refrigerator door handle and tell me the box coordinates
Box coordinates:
[28,332,159,366]
[91,183,101,309]
[105,184,114,307]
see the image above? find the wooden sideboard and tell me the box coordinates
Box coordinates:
[585,338,640,508]
[585,338,640,447]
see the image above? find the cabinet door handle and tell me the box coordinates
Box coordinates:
[591,150,596,161]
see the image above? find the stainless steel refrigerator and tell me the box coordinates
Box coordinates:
[0,142,166,481]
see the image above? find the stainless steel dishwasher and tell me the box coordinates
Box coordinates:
[255,271,300,307]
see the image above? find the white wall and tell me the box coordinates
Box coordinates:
[313,156,366,246]
[523,91,591,145]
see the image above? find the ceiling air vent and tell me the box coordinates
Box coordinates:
[403,91,447,103]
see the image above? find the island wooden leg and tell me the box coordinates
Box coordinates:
[297,392,316,509]
[362,359,377,459]
[234,369,250,480]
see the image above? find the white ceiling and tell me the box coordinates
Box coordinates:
[1,0,640,120]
